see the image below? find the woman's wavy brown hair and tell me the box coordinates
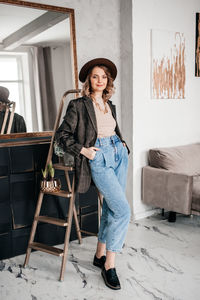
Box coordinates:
[81,65,115,102]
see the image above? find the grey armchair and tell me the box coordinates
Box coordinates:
[142,143,200,221]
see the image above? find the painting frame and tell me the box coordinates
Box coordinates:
[195,13,200,77]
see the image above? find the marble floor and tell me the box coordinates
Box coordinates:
[0,213,200,300]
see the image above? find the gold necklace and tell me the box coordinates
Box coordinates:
[92,96,108,114]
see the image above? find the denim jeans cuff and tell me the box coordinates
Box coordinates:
[98,238,106,244]
[106,248,121,253]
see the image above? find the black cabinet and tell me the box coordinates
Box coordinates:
[0,202,12,234]
[10,146,34,173]
[79,185,98,235]
[0,142,98,260]
[10,173,36,228]
[0,176,12,235]
[0,148,9,176]
[0,232,12,260]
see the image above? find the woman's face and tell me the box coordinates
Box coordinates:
[90,66,108,93]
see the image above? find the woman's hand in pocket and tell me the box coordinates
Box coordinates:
[80,147,100,160]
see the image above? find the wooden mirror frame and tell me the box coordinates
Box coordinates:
[0,0,79,145]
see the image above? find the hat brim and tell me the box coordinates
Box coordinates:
[79,58,117,83]
[0,98,10,104]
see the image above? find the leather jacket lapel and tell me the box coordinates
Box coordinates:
[107,100,123,141]
[83,96,97,133]
[107,100,117,120]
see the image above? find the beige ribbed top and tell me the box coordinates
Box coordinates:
[92,98,116,138]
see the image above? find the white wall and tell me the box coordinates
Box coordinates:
[132,0,200,219]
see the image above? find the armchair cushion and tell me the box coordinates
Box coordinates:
[149,143,200,176]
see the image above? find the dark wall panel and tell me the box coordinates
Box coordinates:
[36,223,65,246]
[79,185,98,211]
[10,146,34,173]
[81,212,98,236]
[0,202,12,234]
[0,148,9,176]
[10,173,35,228]
[0,176,9,203]
[40,195,61,218]
[0,232,12,259]
[12,227,32,257]
[34,143,49,172]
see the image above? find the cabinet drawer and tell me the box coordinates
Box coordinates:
[0,148,9,176]
[10,173,36,228]
[10,146,34,173]
[0,202,12,234]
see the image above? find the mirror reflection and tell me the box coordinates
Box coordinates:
[0,3,74,133]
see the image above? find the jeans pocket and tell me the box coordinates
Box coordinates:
[89,150,102,164]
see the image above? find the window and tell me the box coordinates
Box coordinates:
[0,54,24,115]
[0,52,32,131]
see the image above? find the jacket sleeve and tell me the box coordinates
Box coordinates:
[16,115,27,133]
[55,100,83,156]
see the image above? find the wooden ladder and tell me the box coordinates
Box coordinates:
[23,89,82,281]
[1,101,16,134]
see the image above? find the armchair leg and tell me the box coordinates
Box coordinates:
[168,211,176,222]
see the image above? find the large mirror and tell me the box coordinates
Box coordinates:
[0,0,78,136]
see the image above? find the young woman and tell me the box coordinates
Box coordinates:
[55,58,130,290]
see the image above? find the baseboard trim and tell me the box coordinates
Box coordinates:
[132,208,160,221]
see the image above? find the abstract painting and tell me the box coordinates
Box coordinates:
[151,30,185,99]
[195,13,200,76]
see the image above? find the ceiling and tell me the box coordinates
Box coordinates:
[0,3,70,49]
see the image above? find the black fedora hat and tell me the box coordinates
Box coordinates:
[79,58,117,83]
[0,86,10,103]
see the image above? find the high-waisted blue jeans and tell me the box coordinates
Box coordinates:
[89,135,130,252]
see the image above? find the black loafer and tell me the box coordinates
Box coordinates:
[93,255,106,269]
[101,266,121,290]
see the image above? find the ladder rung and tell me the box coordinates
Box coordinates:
[36,216,68,226]
[53,163,74,171]
[43,189,72,198]
[29,242,63,256]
